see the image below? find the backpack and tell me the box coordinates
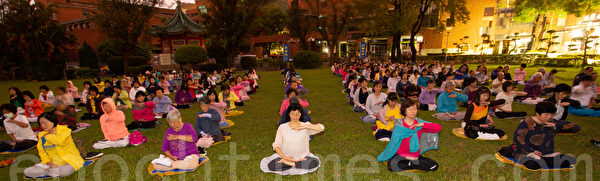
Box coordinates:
[129,131,147,146]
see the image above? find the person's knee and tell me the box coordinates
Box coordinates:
[24,166,42,177]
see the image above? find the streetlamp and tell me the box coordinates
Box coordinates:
[444,31,450,63]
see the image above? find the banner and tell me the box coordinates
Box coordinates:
[360,42,367,59]
[283,44,290,62]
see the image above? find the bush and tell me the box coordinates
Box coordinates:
[195,63,225,72]
[127,65,153,75]
[65,67,99,79]
[240,56,258,69]
[174,45,208,66]
[534,57,583,67]
[258,58,285,68]
[107,56,149,75]
[416,54,538,65]
[293,51,324,69]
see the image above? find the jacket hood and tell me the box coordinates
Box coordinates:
[67,80,75,87]
[101,98,117,114]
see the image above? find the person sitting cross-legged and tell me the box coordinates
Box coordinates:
[92,98,130,149]
[151,109,201,171]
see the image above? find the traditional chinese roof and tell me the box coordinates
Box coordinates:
[153,1,206,35]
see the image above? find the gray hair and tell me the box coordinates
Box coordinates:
[444,81,455,88]
[166,109,182,123]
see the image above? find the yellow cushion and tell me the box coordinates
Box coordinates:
[451,128,508,141]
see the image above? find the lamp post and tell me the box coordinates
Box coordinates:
[444,31,450,63]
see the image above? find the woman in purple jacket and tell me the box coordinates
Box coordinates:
[174,81,194,109]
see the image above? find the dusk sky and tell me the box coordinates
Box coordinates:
[163,0,196,9]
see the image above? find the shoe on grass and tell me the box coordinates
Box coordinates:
[85,152,104,160]
[591,140,600,148]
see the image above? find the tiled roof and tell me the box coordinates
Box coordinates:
[153,2,206,35]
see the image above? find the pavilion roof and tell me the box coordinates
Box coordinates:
[153,2,206,36]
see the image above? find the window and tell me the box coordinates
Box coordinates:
[198,5,207,14]
[188,40,200,45]
[162,41,170,53]
[484,7,494,17]
[172,40,185,52]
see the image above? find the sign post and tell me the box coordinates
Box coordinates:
[283,44,290,62]
[360,42,367,59]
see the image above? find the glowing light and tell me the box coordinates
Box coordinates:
[571,29,584,38]
[323,47,329,54]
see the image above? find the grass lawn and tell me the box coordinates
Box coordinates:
[0,64,598,180]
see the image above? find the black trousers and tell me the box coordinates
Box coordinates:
[518,154,576,170]
[81,113,101,120]
[375,129,392,140]
[0,139,37,152]
[175,104,190,109]
[267,156,320,171]
[234,102,244,106]
[387,155,439,172]
[560,124,581,133]
[126,120,157,130]
[494,111,527,119]
[464,125,506,139]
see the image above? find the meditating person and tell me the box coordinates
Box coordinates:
[66,81,81,103]
[541,69,557,95]
[206,89,230,128]
[9,87,26,109]
[55,87,76,110]
[0,104,37,152]
[153,88,172,119]
[146,77,159,97]
[174,82,194,109]
[463,87,506,140]
[24,112,84,178]
[454,66,467,81]
[79,81,92,107]
[568,75,600,117]
[395,73,411,97]
[93,77,105,94]
[518,72,547,105]
[363,82,387,124]
[417,71,432,88]
[102,80,114,97]
[129,81,146,102]
[351,78,370,112]
[494,81,528,119]
[545,84,581,133]
[158,76,171,95]
[377,99,441,172]
[52,100,79,131]
[218,84,241,116]
[230,79,249,106]
[375,92,403,142]
[39,85,55,108]
[435,82,468,120]
[512,101,577,170]
[81,86,105,120]
[403,84,421,102]
[387,72,400,93]
[22,91,44,123]
[127,92,157,130]
[263,103,323,173]
[280,88,309,116]
[195,97,226,142]
[462,78,479,103]
[92,98,130,149]
[491,72,506,96]
[151,109,201,171]
[514,64,527,85]
[112,85,131,111]
[418,80,443,111]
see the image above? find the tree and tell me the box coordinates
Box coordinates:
[254,4,287,36]
[94,0,164,73]
[0,0,77,80]
[407,0,469,62]
[303,0,354,63]
[287,0,314,50]
[354,0,416,62]
[504,33,520,55]
[174,45,208,69]
[538,30,560,57]
[202,0,275,67]
[572,28,599,66]
[79,42,99,69]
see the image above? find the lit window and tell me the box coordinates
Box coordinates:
[198,5,207,14]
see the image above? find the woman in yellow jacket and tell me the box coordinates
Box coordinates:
[24,112,84,178]
[218,84,243,117]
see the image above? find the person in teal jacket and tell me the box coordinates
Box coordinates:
[435,82,468,120]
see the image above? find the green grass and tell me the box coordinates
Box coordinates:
[0,65,599,180]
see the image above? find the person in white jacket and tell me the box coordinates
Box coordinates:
[38,85,55,107]
[362,82,387,123]
[129,81,146,102]
[352,78,372,112]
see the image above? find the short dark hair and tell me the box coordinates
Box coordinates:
[550,69,557,74]
[535,101,557,115]
[83,81,92,87]
[39,85,50,91]
[553,83,571,94]
[580,75,592,82]
[56,87,66,92]
[426,79,435,85]
[1,103,17,114]
[89,86,99,94]
[387,92,400,103]
[199,96,210,105]
[520,64,527,68]
[22,91,35,100]
[286,88,298,96]
[135,91,146,99]
[39,112,60,127]
[358,77,367,83]
[221,84,230,92]
[501,81,514,92]
[400,99,418,116]
[207,88,220,102]
[285,101,305,122]
[155,87,164,93]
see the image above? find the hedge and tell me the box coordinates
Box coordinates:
[293,51,324,69]
[107,56,149,75]
[416,54,538,64]
[240,56,258,69]
[65,67,99,79]
[258,58,285,68]
[533,58,584,67]
[127,65,153,75]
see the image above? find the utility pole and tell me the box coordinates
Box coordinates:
[444,31,450,63]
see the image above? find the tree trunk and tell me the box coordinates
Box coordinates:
[583,40,588,66]
[536,15,548,51]
[529,15,540,51]
[409,32,418,62]
[328,42,336,64]
[391,31,400,62]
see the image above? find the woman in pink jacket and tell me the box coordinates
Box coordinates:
[93,98,130,149]
[66,81,81,102]
[127,91,157,130]
[279,88,309,116]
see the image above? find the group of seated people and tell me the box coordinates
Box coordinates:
[0,68,259,178]
[332,60,589,171]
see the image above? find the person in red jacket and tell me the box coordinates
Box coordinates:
[127,91,157,130]
[22,91,44,123]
